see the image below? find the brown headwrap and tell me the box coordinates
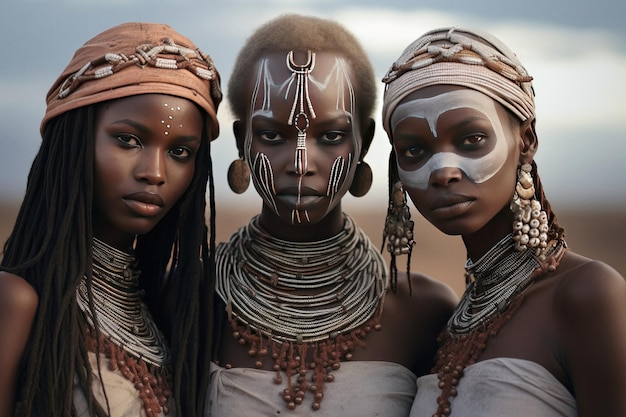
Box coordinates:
[41,22,222,140]
[382,27,535,138]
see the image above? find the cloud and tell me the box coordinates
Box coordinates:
[0,4,624,206]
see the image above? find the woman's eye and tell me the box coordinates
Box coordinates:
[461,134,487,147]
[321,131,344,143]
[258,131,282,142]
[401,145,426,160]
[116,134,141,148]
[169,147,194,161]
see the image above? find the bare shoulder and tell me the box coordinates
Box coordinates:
[391,271,458,313]
[376,271,458,375]
[553,251,626,317]
[550,252,626,414]
[383,271,458,336]
[0,271,38,319]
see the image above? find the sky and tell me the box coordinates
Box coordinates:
[1,0,625,211]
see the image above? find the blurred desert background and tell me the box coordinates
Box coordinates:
[1,0,625,296]
[3,199,622,296]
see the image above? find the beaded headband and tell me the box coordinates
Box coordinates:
[382,27,535,137]
[42,22,222,140]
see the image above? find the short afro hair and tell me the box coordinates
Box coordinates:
[227,13,377,126]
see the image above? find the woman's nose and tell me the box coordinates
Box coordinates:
[429,166,462,187]
[135,149,166,185]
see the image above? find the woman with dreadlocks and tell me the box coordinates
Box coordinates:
[205,14,457,417]
[381,27,626,416]
[0,22,222,417]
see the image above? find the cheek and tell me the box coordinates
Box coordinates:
[94,153,125,192]
[167,162,196,203]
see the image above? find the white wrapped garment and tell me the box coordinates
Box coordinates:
[410,358,577,417]
[206,361,416,417]
[73,351,174,417]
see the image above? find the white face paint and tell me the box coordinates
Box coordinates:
[391,89,512,190]
[244,51,358,224]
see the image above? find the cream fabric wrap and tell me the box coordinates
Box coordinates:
[382,27,535,137]
[206,361,417,417]
[73,351,175,417]
[410,358,577,417]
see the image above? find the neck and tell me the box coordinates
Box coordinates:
[258,203,345,241]
[462,205,513,260]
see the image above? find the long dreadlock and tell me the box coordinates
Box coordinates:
[1,106,215,417]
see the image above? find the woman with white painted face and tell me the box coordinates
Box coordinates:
[206,14,457,417]
[381,27,626,417]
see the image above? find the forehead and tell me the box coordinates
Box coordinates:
[248,51,357,112]
[258,50,353,81]
[392,86,516,135]
[399,86,496,113]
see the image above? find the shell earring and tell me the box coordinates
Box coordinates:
[510,163,549,258]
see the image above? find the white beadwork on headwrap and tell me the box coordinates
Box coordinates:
[58,37,217,99]
[382,27,535,137]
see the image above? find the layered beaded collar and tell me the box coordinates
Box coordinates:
[432,233,567,417]
[76,238,170,367]
[448,233,560,335]
[215,214,388,411]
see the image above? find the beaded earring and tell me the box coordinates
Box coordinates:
[510,163,549,259]
[227,158,250,194]
[349,161,373,197]
[382,181,415,292]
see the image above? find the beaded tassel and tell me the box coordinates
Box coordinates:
[228,316,381,411]
[382,181,415,292]
[86,329,173,417]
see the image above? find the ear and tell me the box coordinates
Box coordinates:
[519,117,538,164]
[359,118,375,161]
[232,120,245,159]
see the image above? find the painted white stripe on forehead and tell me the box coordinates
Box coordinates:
[391,89,498,137]
[392,89,511,190]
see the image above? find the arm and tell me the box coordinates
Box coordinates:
[386,273,458,376]
[556,260,626,416]
[0,272,38,417]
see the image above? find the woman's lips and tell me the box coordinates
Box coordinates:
[123,192,165,216]
[430,194,474,218]
[276,194,324,208]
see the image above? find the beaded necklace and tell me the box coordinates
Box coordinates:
[215,214,388,411]
[431,234,566,417]
[76,238,172,417]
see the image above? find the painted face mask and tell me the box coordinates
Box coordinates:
[244,50,359,224]
[391,89,513,190]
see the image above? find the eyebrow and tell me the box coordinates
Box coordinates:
[450,115,490,130]
[251,113,353,128]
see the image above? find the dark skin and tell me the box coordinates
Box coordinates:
[393,84,626,416]
[215,51,457,378]
[0,94,204,417]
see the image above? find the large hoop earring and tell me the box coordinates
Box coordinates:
[349,161,373,197]
[227,158,250,194]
